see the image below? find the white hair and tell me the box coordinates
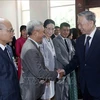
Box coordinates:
[26,20,43,36]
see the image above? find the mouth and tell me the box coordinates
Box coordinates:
[48,33,52,36]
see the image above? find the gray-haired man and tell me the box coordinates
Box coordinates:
[20,20,64,100]
[61,11,100,100]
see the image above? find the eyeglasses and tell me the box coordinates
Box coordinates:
[6,28,14,33]
[0,28,14,33]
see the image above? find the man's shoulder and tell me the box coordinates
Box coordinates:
[23,39,36,50]
[21,40,38,58]
[53,35,61,41]
[77,34,85,41]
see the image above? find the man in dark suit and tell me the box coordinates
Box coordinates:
[20,20,64,100]
[61,11,100,100]
[51,26,60,39]
[0,18,21,100]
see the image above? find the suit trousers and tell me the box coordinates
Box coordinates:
[83,85,100,100]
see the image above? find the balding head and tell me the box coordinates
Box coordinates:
[0,18,12,29]
[0,18,14,45]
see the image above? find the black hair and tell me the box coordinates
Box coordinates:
[55,26,60,28]
[44,19,55,28]
[70,28,78,39]
[60,22,70,29]
[20,25,26,32]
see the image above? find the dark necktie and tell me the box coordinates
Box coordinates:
[85,36,91,57]
[4,47,18,70]
[4,47,12,60]
[64,39,69,53]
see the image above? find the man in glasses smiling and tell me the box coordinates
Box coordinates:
[0,18,22,100]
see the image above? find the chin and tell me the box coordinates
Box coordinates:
[82,32,86,34]
[80,31,84,34]
[9,39,12,42]
[39,41,42,44]
[48,33,52,36]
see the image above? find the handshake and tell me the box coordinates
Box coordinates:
[57,69,65,79]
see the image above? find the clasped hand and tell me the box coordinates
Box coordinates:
[57,69,65,79]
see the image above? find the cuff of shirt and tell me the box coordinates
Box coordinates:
[57,73,60,78]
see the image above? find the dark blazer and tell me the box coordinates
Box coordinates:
[64,29,100,98]
[0,48,21,100]
[20,39,57,100]
[51,34,56,40]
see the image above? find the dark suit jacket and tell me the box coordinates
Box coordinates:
[20,39,57,100]
[51,34,56,40]
[0,48,21,100]
[64,29,100,98]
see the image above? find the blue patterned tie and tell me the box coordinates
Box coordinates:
[4,47,12,60]
[85,36,91,57]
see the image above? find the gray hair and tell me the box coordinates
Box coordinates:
[26,20,43,36]
[78,11,96,24]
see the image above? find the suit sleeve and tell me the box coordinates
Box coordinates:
[22,49,57,81]
[64,40,79,75]
[64,54,78,74]
[53,39,69,67]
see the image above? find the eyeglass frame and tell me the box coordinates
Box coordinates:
[0,28,14,33]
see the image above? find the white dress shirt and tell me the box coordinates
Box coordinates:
[85,27,96,46]
[28,37,40,48]
[0,44,6,51]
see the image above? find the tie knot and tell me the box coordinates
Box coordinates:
[87,36,91,41]
[4,47,7,52]
[64,39,66,41]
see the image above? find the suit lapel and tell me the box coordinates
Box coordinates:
[0,48,16,70]
[29,39,41,52]
[58,35,68,51]
[86,29,99,61]
[29,39,45,61]
[66,39,73,53]
[79,35,86,60]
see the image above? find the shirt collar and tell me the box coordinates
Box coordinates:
[28,37,40,48]
[0,44,6,51]
[86,27,96,39]
[60,35,67,40]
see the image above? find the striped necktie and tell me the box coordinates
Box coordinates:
[85,36,91,57]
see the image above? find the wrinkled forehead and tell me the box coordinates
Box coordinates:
[0,20,12,29]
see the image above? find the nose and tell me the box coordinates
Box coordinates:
[13,32,15,36]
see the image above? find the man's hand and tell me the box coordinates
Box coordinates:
[57,69,65,79]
